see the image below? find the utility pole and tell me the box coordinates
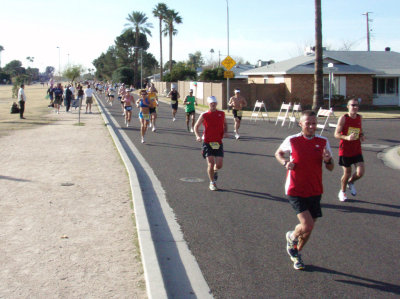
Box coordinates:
[363,12,372,51]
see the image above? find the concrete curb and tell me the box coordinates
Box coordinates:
[377,145,400,170]
[94,95,213,298]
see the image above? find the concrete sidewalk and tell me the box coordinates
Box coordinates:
[0,106,147,298]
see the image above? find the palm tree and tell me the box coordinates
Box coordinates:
[0,45,5,68]
[312,0,323,111]
[125,11,153,87]
[153,3,168,81]
[163,9,182,74]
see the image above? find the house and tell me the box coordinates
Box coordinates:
[241,49,400,107]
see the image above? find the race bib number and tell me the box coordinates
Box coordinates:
[171,100,177,104]
[209,142,220,150]
[237,110,243,117]
[348,127,360,139]
[142,113,150,121]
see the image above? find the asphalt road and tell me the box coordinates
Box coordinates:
[97,93,400,298]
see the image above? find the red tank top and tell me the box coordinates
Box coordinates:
[339,114,362,157]
[202,110,225,143]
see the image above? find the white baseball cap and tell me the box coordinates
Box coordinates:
[234,89,240,93]
[207,96,217,104]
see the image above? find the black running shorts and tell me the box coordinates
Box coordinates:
[287,195,322,218]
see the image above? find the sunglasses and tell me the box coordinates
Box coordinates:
[350,104,359,107]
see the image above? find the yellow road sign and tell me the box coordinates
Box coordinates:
[221,56,236,70]
[224,71,235,78]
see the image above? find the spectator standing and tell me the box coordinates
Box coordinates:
[18,84,26,119]
[85,85,94,114]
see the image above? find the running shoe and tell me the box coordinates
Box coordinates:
[286,231,299,259]
[347,182,357,196]
[209,182,218,191]
[190,128,194,133]
[291,254,305,270]
[173,117,176,122]
[213,171,218,182]
[141,138,145,144]
[126,122,129,128]
[149,122,152,128]
[152,127,156,132]
[338,190,347,202]
[235,133,240,140]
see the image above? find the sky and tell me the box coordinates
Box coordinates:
[1,0,399,73]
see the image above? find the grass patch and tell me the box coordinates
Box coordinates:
[74,122,85,126]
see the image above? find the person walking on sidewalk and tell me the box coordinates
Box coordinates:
[194,96,228,191]
[334,98,365,202]
[167,86,180,121]
[136,89,151,143]
[275,110,334,270]
[121,88,134,127]
[18,84,26,119]
[85,84,94,114]
[183,89,197,133]
[228,89,247,139]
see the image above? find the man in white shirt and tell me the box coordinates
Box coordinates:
[18,84,26,119]
[85,85,94,114]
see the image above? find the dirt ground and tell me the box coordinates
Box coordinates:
[0,84,147,298]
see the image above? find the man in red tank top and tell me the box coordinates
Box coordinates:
[335,98,365,202]
[194,96,228,191]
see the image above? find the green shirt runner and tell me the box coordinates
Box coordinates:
[185,96,196,113]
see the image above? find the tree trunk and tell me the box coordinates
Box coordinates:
[312,0,323,111]
[159,18,163,81]
[169,26,173,74]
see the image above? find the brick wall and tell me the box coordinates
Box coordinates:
[346,75,373,105]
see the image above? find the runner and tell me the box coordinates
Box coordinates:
[275,110,334,270]
[194,96,228,191]
[118,83,126,116]
[136,89,151,143]
[121,88,134,127]
[228,89,247,139]
[167,86,180,121]
[334,98,365,202]
[147,83,159,132]
[183,89,197,133]
[107,83,115,106]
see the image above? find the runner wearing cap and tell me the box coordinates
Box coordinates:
[167,86,180,121]
[118,83,126,116]
[183,89,197,133]
[194,96,228,191]
[147,83,159,132]
[228,89,247,139]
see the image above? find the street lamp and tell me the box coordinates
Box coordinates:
[56,46,61,78]
[327,62,334,109]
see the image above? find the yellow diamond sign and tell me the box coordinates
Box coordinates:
[221,56,236,71]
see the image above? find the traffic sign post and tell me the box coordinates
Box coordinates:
[222,56,236,110]
[224,71,234,78]
[221,56,236,71]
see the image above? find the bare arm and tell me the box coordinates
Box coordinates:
[274,148,294,170]
[194,114,204,142]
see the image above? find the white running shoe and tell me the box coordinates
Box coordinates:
[141,138,145,143]
[152,127,156,132]
[149,122,152,128]
[338,190,347,202]
[209,181,218,191]
[173,117,176,122]
[347,182,357,196]
[235,133,240,139]
[190,128,194,133]
[126,122,129,127]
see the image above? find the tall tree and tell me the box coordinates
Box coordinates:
[312,0,323,111]
[124,11,153,88]
[163,9,182,74]
[0,45,4,68]
[153,3,168,81]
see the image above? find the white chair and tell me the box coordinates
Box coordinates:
[250,100,270,122]
[288,103,302,128]
[316,107,337,135]
[275,102,292,127]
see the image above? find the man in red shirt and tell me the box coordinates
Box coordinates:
[194,96,228,191]
[334,98,365,202]
[275,110,334,270]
